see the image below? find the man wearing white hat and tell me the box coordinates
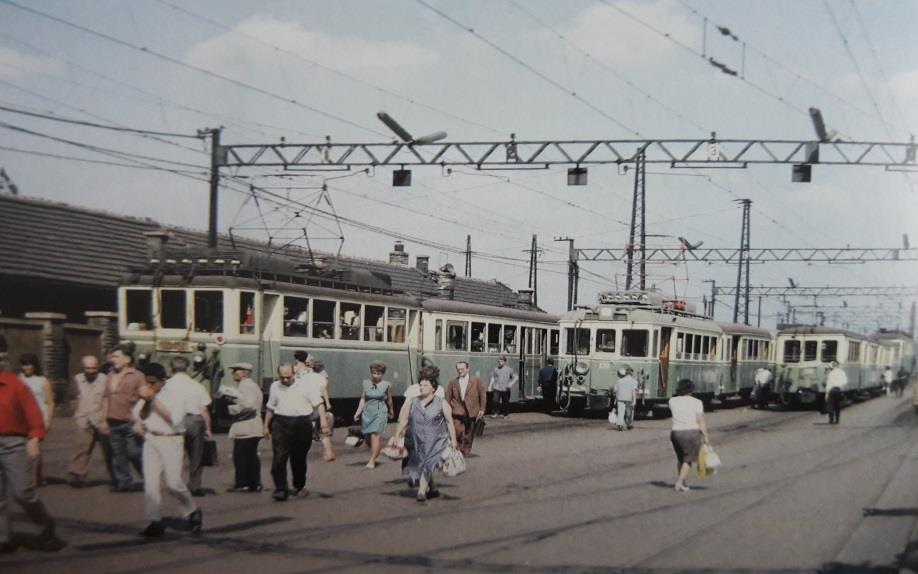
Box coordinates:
[225,362,264,493]
[613,367,639,431]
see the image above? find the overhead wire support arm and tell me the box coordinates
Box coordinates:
[713,286,918,297]
[216,138,918,169]
[574,247,918,263]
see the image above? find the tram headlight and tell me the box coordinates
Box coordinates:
[573,361,590,376]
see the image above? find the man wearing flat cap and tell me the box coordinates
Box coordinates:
[226,363,264,493]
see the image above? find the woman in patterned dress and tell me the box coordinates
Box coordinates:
[395,366,458,502]
[353,361,394,469]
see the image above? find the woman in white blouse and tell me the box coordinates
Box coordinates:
[668,379,709,492]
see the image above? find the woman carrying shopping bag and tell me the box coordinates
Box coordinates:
[668,379,710,492]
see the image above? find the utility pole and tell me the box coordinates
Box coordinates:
[625,148,647,291]
[910,301,916,339]
[555,237,579,311]
[733,199,752,324]
[702,279,716,318]
[757,296,762,327]
[200,127,223,249]
[464,235,472,277]
[523,235,543,307]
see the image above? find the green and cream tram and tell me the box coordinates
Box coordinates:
[774,326,884,406]
[874,330,915,374]
[556,291,727,415]
[717,322,773,399]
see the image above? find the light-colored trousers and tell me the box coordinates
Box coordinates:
[142,435,196,522]
[616,400,634,428]
[0,436,54,543]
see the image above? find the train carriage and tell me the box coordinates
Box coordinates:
[874,330,916,374]
[417,299,560,401]
[556,291,727,415]
[716,322,773,399]
[774,326,883,406]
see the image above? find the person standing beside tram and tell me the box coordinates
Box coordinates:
[166,357,213,497]
[825,361,847,425]
[446,361,487,456]
[226,362,264,493]
[613,367,639,431]
[538,358,558,414]
[882,366,894,397]
[488,356,518,419]
[753,366,773,410]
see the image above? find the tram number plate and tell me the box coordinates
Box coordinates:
[156,340,192,353]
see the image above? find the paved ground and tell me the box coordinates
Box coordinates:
[3,391,918,574]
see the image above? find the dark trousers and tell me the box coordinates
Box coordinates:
[490,390,511,416]
[756,383,771,409]
[826,388,842,424]
[183,415,206,491]
[270,415,312,493]
[108,419,143,488]
[233,437,262,489]
[541,382,557,413]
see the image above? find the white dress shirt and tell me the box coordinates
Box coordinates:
[458,375,469,401]
[166,372,212,416]
[133,381,186,435]
[266,377,323,416]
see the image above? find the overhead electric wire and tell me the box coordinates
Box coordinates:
[0,0,389,138]
[505,0,707,135]
[415,0,643,138]
[0,103,202,139]
[0,143,206,174]
[152,0,507,138]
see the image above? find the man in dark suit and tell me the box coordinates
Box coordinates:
[446,361,487,456]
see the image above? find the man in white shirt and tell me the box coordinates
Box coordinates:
[825,361,847,425]
[263,363,329,501]
[882,366,894,396]
[68,355,111,487]
[753,367,773,410]
[133,363,201,537]
[166,357,212,497]
[613,367,639,431]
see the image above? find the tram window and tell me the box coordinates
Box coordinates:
[125,290,152,330]
[447,321,468,351]
[549,330,560,355]
[820,340,838,363]
[596,329,616,353]
[804,341,818,361]
[676,333,686,359]
[565,328,590,355]
[762,341,770,360]
[525,328,534,355]
[471,322,486,352]
[312,299,336,339]
[537,329,546,354]
[487,324,502,352]
[435,319,443,351]
[387,308,406,343]
[701,336,710,358]
[622,329,649,357]
[340,302,361,341]
[239,292,255,335]
[652,330,659,358]
[193,291,223,333]
[709,338,718,359]
[364,305,385,341]
[504,325,518,354]
[160,289,187,329]
[284,296,310,337]
[784,340,801,363]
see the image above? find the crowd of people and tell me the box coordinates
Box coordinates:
[3,337,912,552]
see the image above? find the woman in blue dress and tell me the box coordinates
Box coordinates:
[395,366,458,501]
[353,361,394,469]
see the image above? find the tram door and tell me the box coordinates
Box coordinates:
[658,327,672,397]
[260,294,281,384]
[730,336,740,387]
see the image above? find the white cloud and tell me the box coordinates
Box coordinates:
[185,16,437,77]
[0,47,63,78]
[557,0,698,71]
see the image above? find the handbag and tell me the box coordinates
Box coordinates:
[381,436,407,460]
[439,446,466,477]
[202,439,218,467]
[472,417,486,437]
[702,444,721,470]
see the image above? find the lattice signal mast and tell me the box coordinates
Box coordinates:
[733,199,752,324]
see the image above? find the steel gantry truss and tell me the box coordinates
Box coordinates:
[713,286,918,297]
[575,247,918,263]
[216,137,918,169]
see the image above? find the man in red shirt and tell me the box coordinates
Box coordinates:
[0,343,65,553]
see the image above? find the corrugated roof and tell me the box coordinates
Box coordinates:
[0,193,533,309]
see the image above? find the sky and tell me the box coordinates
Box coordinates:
[1,0,917,332]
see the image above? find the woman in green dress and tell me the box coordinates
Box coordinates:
[353,361,394,469]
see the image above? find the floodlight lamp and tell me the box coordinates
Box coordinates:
[791,164,812,182]
[568,166,588,186]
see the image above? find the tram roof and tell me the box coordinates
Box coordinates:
[0,193,534,310]
[872,329,913,341]
[715,322,773,337]
[560,305,722,332]
[421,298,559,323]
[777,325,868,339]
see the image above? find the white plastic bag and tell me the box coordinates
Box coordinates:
[439,446,466,477]
[608,411,617,425]
[381,436,407,460]
[701,444,721,470]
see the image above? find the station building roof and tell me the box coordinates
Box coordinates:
[0,192,539,311]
